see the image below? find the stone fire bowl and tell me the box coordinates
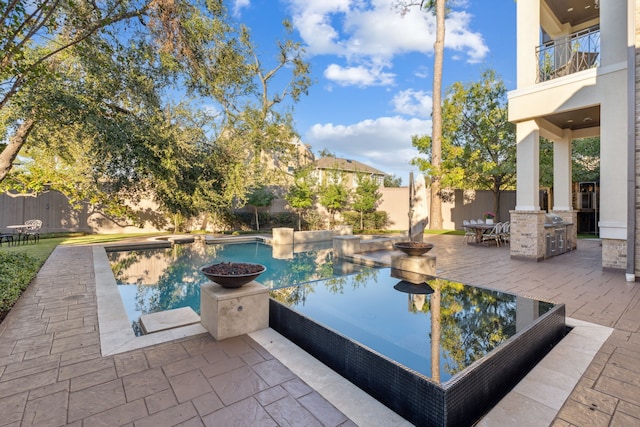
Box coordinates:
[200,262,267,288]
[393,242,434,257]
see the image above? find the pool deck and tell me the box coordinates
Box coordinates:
[0,234,638,426]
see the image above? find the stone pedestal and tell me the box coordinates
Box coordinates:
[333,236,361,257]
[272,227,294,245]
[390,253,436,279]
[200,281,269,340]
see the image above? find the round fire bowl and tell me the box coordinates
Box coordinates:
[393,242,434,257]
[200,262,266,288]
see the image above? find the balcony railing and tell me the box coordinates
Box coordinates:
[536,25,600,83]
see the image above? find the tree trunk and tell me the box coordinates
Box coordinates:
[0,118,34,183]
[254,206,260,231]
[429,0,446,230]
[200,212,209,231]
[430,281,441,383]
[493,188,501,222]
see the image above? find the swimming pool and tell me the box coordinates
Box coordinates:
[106,240,375,330]
[269,268,565,426]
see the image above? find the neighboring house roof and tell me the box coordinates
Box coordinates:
[314,157,387,176]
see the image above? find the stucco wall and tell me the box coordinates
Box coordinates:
[1,188,516,234]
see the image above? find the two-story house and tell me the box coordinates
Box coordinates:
[508,0,637,280]
[313,157,387,188]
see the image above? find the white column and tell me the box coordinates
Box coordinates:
[516,120,540,211]
[552,130,572,211]
[516,0,540,87]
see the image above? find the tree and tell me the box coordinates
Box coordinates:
[540,137,599,207]
[383,174,403,187]
[429,0,446,230]
[185,20,312,193]
[352,174,382,229]
[246,186,275,231]
[395,0,446,230]
[0,0,173,182]
[285,167,316,230]
[1,1,312,229]
[317,148,336,158]
[572,137,600,182]
[318,169,350,228]
[413,69,516,219]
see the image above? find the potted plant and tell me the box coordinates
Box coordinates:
[484,212,496,224]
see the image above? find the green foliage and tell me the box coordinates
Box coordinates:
[412,69,516,215]
[0,237,63,320]
[1,0,312,232]
[539,138,554,189]
[383,174,402,187]
[352,174,382,229]
[572,137,600,182]
[246,186,276,230]
[318,169,350,227]
[286,167,317,230]
[342,211,390,231]
[0,252,39,316]
[540,137,600,188]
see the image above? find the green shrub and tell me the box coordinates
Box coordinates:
[0,252,40,319]
[342,211,390,231]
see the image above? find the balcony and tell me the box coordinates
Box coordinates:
[536,25,600,83]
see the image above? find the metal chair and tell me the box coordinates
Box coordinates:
[500,221,510,244]
[0,233,14,246]
[23,219,42,244]
[481,222,503,247]
[462,220,475,244]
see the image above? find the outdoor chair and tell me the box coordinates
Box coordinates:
[481,222,503,247]
[23,219,42,244]
[477,218,485,224]
[462,220,475,244]
[500,221,510,244]
[469,219,477,224]
[0,233,14,247]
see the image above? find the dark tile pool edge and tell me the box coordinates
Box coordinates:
[269,298,566,427]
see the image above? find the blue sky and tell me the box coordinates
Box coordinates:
[232,0,517,183]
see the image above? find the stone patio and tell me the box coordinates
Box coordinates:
[0,234,638,426]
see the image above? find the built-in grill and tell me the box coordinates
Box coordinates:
[544,214,570,257]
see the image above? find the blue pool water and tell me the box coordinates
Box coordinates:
[271,270,556,383]
[106,240,374,329]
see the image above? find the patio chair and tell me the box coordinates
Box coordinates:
[477,218,485,224]
[0,233,14,247]
[462,220,475,244]
[469,219,477,224]
[481,222,503,247]
[23,219,42,244]
[500,221,510,244]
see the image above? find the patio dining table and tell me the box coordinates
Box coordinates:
[465,223,495,245]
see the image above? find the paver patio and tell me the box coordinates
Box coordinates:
[0,234,638,426]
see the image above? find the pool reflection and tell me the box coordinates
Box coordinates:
[270,270,555,382]
[106,241,375,331]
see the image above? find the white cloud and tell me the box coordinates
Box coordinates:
[284,0,489,84]
[232,0,250,16]
[305,115,431,179]
[392,89,432,118]
[324,63,395,87]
